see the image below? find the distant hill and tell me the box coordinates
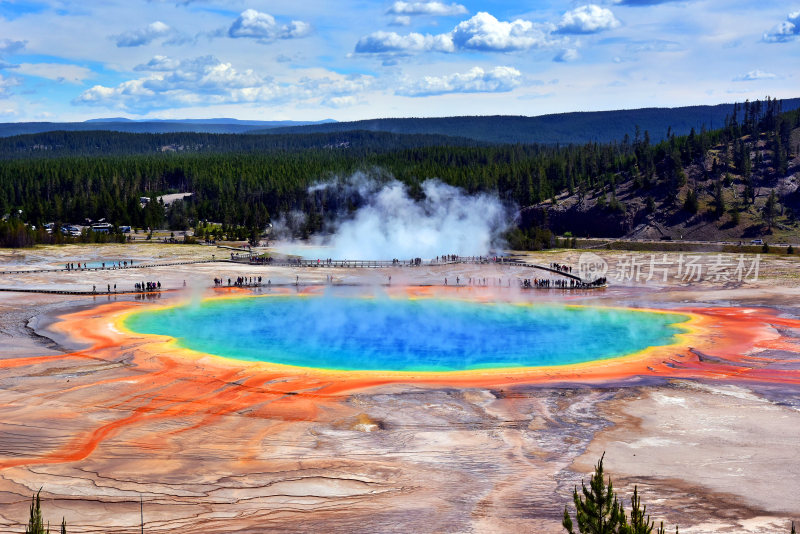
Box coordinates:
[4,99,800,144]
[256,99,800,145]
[0,119,336,137]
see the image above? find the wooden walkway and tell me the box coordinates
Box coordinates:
[230,256,585,282]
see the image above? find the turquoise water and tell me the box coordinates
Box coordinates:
[124,295,689,372]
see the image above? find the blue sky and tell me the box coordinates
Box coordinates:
[0,0,798,122]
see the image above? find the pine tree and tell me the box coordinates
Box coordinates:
[60,517,66,534]
[624,486,656,534]
[762,190,779,230]
[563,453,628,534]
[563,456,680,534]
[25,489,48,534]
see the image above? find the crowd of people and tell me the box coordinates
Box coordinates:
[248,256,274,264]
[521,277,606,289]
[213,276,265,287]
[135,281,161,292]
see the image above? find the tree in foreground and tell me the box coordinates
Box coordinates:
[26,489,48,534]
[562,454,678,534]
[25,489,65,534]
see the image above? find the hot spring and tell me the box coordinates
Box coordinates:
[123,295,690,372]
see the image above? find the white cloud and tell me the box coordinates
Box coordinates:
[733,69,777,81]
[355,31,454,54]
[16,63,93,84]
[451,12,556,51]
[553,48,580,62]
[397,66,521,96]
[228,9,312,42]
[386,1,468,17]
[763,10,800,42]
[358,12,560,55]
[556,5,620,34]
[113,21,172,47]
[75,56,374,112]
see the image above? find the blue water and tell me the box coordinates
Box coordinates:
[124,295,689,372]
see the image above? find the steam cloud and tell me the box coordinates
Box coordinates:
[276,173,513,259]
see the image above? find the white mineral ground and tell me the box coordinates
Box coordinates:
[0,243,799,533]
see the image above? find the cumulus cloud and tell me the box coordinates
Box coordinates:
[451,12,556,51]
[386,1,468,17]
[16,63,93,84]
[355,31,454,54]
[75,55,373,112]
[556,5,620,34]
[763,10,800,43]
[228,9,312,42]
[733,69,777,81]
[114,21,173,47]
[357,12,567,56]
[397,66,521,96]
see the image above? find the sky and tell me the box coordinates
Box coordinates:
[0,0,798,122]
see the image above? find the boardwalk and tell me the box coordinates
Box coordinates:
[229,255,588,283]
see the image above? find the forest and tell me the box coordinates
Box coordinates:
[1,97,798,248]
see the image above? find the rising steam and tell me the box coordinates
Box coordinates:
[274,173,513,259]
